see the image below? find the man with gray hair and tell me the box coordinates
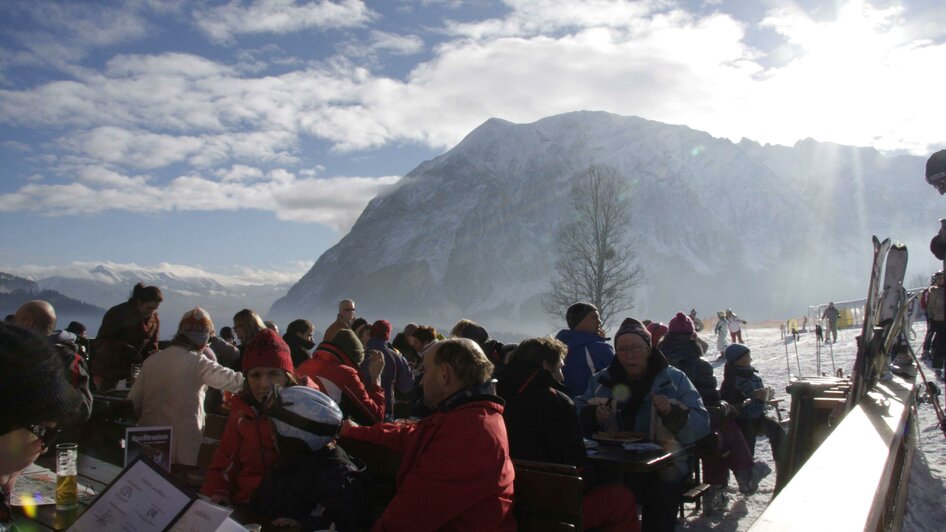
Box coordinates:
[323,298,356,342]
[341,338,516,530]
[15,300,92,421]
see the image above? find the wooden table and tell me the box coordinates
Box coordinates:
[586,441,688,483]
[10,454,122,531]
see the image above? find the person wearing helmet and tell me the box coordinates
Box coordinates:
[720,344,786,488]
[250,386,368,530]
[201,329,323,505]
[340,338,516,531]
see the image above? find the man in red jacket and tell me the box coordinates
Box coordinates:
[341,338,516,531]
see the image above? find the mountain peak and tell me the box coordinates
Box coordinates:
[270,112,934,335]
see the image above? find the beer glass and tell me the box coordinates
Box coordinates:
[55,443,78,510]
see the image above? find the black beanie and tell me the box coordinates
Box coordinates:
[566,302,598,330]
[0,323,84,433]
[613,318,652,347]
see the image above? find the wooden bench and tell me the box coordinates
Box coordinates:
[513,459,584,532]
[679,453,710,517]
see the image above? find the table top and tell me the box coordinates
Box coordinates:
[586,441,686,473]
[10,453,120,531]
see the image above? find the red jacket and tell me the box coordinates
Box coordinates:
[344,396,516,532]
[297,342,385,425]
[201,376,322,503]
[201,394,279,504]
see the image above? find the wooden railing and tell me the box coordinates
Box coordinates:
[750,374,917,531]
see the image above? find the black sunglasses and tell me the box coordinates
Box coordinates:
[27,424,61,451]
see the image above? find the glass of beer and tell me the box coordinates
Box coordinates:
[55,443,79,510]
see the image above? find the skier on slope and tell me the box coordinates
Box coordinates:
[725,309,748,344]
[821,302,841,344]
[713,310,729,359]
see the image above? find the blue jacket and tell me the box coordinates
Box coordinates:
[555,329,615,396]
[575,353,709,479]
[361,337,414,420]
[575,365,710,447]
[720,364,766,420]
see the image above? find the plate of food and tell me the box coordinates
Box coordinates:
[591,431,646,445]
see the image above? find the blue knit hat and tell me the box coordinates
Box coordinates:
[725,343,750,364]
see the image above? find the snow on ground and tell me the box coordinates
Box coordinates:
[677,324,946,531]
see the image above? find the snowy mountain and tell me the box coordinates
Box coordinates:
[269,111,939,335]
[0,272,105,328]
[32,263,297,337]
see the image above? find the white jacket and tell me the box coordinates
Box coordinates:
[128,344,244,466]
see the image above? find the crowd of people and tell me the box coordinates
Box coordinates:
[2,285,789,532]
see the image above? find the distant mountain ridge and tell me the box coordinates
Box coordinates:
[0,272,105,329]
[13,264,296,337]
[270,111,938,336]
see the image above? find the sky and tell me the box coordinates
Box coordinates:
[2,0,945,285]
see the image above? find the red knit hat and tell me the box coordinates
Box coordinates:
[369,319,392,340]
[668,312,695,335]
[646,322,669,347]
[242,328,294,373]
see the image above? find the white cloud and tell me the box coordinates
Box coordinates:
[214,164,266,182]
[2,0,946,233]
[194,0,376,43]
[372,30,425,55]
[0,1,155,70]
[62,127,204,170]
[0,168,401,232]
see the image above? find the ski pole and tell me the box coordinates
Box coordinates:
[906,341,946,438]
[815,335,821,375]
[828,338,836,374]
[784,335,792,381]
[793,335,802,375]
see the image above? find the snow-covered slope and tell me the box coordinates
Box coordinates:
[270,111,937,333]
[680,323,946,531]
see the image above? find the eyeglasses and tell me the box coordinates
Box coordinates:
[27,424,61,451]
[342,308,356,312]
[616,346,649,357]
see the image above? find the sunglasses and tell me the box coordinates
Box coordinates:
[27,424,61,451]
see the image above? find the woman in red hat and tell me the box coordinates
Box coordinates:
[202,329,322,505]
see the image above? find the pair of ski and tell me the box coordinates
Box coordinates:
[845,236,908,412]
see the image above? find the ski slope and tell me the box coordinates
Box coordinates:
[679,324,946,531]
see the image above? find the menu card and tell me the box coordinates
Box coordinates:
[69,456,194,532]
[125,426,173,472]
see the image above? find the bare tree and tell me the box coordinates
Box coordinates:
[543,164,642,328]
